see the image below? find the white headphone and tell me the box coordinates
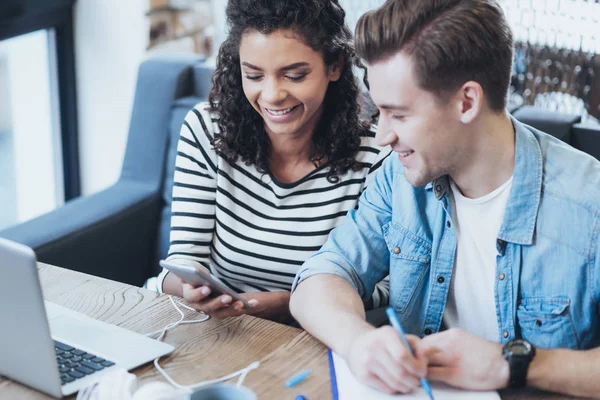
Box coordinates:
[76,296,260,400]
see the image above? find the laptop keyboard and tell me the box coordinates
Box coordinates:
[54,340,115,385]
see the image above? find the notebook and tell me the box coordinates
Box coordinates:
[328,350,501,400]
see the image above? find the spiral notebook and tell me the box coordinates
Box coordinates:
[328,350,501,400]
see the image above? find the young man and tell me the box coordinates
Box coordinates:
[290,0,600,398]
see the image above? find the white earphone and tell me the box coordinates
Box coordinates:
[77,296,260,400]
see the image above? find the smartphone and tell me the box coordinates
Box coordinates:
[159,260,251,309]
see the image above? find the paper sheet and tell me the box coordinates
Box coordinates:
[331,352,501,400]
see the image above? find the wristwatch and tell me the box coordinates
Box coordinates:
[502,339,536,388]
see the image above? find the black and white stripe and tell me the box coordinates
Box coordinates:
[158,102,392,306]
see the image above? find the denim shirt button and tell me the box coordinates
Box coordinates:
[437,276,445,284]
[446,220,451,228]
[499,273,506,281]
[503,331,509,338]
[424,328,433,335]
[393,247,401,254]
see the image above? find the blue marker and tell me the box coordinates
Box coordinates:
[386,307,435,400]
[285,369,312,388]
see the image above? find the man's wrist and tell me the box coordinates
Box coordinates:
[526,348,554,387]
[497,349,511,389]
[338,320,374,360]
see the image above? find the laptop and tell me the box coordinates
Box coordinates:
[0,237,174,398]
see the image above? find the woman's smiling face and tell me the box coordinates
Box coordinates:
[239,29,341,139]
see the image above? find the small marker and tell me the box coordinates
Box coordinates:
[285,369,312,388]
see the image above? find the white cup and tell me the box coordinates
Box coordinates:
[185,383,257,400]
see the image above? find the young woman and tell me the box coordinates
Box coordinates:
[157,0,391,322]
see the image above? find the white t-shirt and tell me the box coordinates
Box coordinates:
[443,176,513,342]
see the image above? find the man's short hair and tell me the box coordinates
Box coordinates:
[355,0,513,112]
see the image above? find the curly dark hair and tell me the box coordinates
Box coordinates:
[208,0,372,183]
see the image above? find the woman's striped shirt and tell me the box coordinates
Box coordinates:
[157,102,392,307]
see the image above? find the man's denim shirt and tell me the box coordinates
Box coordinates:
[293,117,600,350]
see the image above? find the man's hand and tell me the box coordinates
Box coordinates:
[418,328,509,390]
[345,326,428,394]
[181,281,290,321]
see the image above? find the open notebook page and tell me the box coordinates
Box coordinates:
[331,351,501,400]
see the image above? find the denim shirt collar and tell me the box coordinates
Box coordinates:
[426,116,542,245]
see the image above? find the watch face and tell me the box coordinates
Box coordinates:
[508,339,532,356]
[511,342,529,356]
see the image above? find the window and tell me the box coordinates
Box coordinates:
[0,0,80,231]
[0,30,64,229]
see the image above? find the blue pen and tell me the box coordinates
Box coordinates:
[386,307,435,400]
[285,369,312,388]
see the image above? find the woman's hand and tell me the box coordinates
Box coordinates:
[181,280,291,322]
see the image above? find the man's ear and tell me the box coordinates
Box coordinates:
[456,81,484,124]
[328,57,344,82]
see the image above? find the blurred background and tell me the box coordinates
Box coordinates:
[0,0,599,231]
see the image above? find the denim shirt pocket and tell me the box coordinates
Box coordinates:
[517,297,580,349]
[383,221,431,313]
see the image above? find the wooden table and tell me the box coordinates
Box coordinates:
[0,264,589,399]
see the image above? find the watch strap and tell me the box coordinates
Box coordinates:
[507,353,529,388]
[504,339,536,389]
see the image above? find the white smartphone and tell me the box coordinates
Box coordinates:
[159,260,251,309]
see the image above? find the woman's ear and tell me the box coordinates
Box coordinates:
[328,57,344,82]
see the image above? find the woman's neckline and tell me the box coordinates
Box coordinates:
[266,160,332,189]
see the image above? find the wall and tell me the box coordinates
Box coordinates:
[74,0,149,195]
[209,0,227,64]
